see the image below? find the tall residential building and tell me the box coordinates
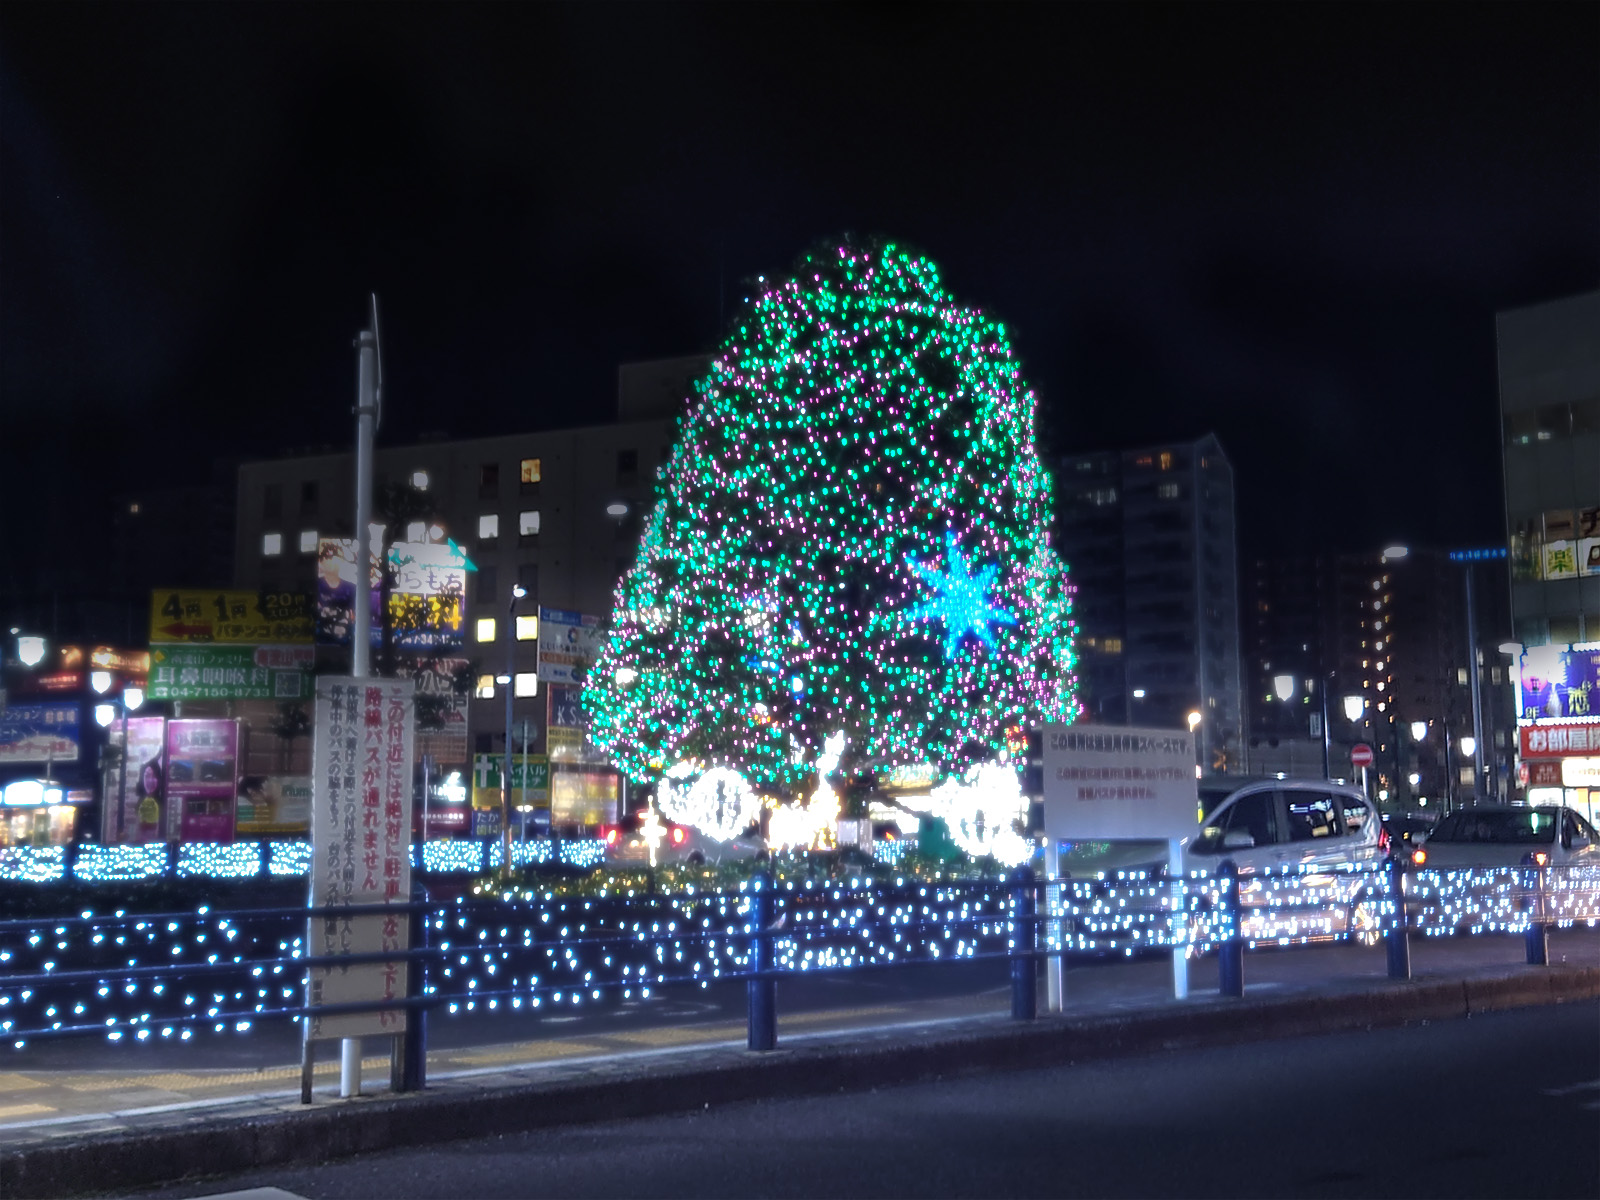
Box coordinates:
[1497,289,1600,647]
[1055,434,1244,774]
[1246,547,1515,810]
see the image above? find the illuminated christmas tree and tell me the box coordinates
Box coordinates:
[584,239,1077,811]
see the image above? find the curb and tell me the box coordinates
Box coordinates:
[6,964,1597,1198]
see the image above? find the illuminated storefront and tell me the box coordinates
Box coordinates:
[1513,642,1600,824]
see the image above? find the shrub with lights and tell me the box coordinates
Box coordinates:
[584,238,1078,856]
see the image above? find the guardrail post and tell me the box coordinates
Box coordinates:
[399,886,430,1092]
[747,872,776,1051]
[1217,859,1243,998]
[1385,857,1411,980]
[1010,865,1037,1021]
[1525,865,1549,966]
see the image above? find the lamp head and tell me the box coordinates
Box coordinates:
[91,670,114,695]
[123,686,145,712]
[1272,674,1295,702]
[1459,735,1476,757]
[94,703,116,728]
[17,635,46,667]
[1410,720,1427,742]
[1342,694,1365,722]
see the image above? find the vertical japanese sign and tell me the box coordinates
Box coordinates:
[306,677,414,1041]
[546,683,586,761]
[165,719,240,842]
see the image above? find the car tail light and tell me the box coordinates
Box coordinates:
[1410,846,1426,867]
[605,828,620,846]
[1378,825,1391,854]
[670,827,687,845]
[1522,850,1550,867]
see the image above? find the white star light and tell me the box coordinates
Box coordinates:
[907,533,1016,656]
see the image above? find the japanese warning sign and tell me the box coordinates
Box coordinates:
[306,677,415,1041]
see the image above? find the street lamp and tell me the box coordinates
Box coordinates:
[1343,695,1366,723]
[1273,675,1295,702]
[1381,545,1410,562]
[95,685,145,841]
[1459,735,1476,758]
[501,584,528,878]
[1410,720,1428,742]
[16,634,47,668]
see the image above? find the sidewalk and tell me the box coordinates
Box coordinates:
[3,931,1597,1198]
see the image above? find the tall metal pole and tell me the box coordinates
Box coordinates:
[501,588,522,879]
[519,718,530,843]
[1320,678,1331,780]
[115,704,130,842]
[339,314,379,1100]
[1465,565,1486,805]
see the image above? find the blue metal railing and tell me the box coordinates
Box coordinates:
[1,860,1596,1054]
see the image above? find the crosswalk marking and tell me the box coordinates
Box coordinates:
[0,1074,46,1094]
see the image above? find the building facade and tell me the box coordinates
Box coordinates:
[1055,434,1244,774]
[1497,289,1600,648]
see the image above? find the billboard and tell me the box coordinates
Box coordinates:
[414,657,470,765]
[1517,644,1600,723]
[236,774,313,836]
[550,768,620,827]
[1519,722,1600,758]
[470,753,550,811]
[317,536,468,649]
[1040,725,1198,842]
[151,589,313,644]
[101,715,166,844]
[0,703,80,765]
[307,677,414,1041]
[147,644,314,702]
[546,682,593,762]
[166,719,240,842]
[537,607,603,684]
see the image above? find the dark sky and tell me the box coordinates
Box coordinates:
[2,2,1597,594]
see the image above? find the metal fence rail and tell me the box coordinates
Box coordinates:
[2,862,1597,1052]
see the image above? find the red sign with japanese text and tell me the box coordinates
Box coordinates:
[1519,722,1600,759]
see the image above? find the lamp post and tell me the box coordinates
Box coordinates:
[1187,710,1202,780]
[501,584,527,880]
[1343,694,1366,795]
[95,684,144,842]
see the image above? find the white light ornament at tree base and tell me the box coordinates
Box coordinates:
[766,731,846,853]
[637,801,669,868]
[927,760,1035,866]
[656,762,761,842]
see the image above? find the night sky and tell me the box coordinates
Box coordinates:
[2,3,1596,598]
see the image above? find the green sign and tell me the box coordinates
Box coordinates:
[471,753,550,807]
[148,644,315,701]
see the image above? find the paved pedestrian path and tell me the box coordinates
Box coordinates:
[2,928,1592,1148]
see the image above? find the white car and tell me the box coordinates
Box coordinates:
[1413,805,1600,869]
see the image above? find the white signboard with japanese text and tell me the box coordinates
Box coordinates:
[306,677,415,1041]
[536,607,603,684]
[1041,724,1198,842]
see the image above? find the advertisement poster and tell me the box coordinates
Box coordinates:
[148,644,314,702]
[0,703,80,765]
[550,768,619,827]
[165,719,240,843]
[307,677,414,1041]
[150,589,313,644]
[536,608,603,684]
[414,657,471,765]
[235,774,313,836]
[1518,645,1600,722]
[101,716,167,845]
[1519,722,1600,758]
[317,536,468,649]
[470,753,550,812]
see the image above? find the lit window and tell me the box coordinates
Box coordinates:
[515,614,538,641]
[1158,451,1173,470]
[514,672,538,697]
[262,532,282,557]
[1157,482,1179,499]
[411,470,429,490]
[476,618,496,642]
[1458,668,1468,686]
[299,530,318,554]
[476,674,496,699]
[1103,638,1123,654]
[479,513,499,540]
[129,502,140,514]
[520,458,541,484]
[405,521,425,543]
[519,510,540,537]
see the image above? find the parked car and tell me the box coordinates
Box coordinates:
[1054,778,1388,946]
[1412,805,1600,869]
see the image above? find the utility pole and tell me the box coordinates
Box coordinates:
[1465,564,1486,804]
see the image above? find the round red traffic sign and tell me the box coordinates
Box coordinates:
[1350,743,1374,768]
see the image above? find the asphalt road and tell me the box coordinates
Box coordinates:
[136,998,1600,1200]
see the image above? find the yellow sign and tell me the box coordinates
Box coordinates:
[151,590,313,644]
